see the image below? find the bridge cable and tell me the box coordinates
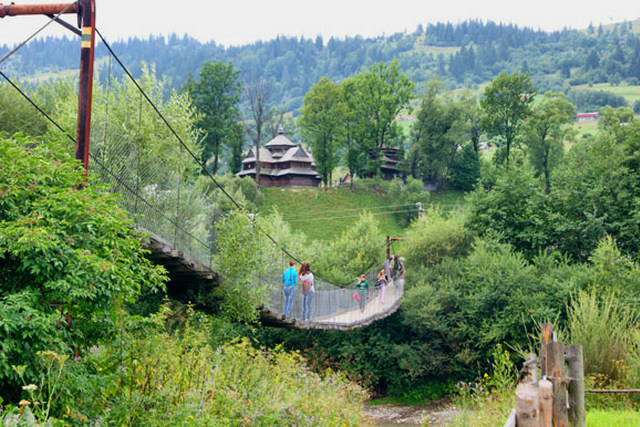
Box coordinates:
[94,28,242,211]
[95,28,316,272]
[285,208,419,223]
[0,2,76,66]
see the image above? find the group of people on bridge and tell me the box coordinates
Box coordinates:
[281,255,404,321]
[281,261,315,321]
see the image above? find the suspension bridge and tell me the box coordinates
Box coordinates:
[0,1,406,330]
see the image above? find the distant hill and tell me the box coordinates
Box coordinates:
[2,19,640,113]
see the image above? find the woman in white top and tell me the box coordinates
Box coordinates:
[299,262,315,322]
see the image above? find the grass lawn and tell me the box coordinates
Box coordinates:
[260,185,467,242]
[570,82,640,104]
[587,409,640,426]
[259,186,409,242]
[573,120,599,141]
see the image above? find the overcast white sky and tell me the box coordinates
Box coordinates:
[1,0,638,47]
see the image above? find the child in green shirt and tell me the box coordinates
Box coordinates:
[355,274,369,312]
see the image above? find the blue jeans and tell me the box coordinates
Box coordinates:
[283,286,295,316]
[302,292,314,321]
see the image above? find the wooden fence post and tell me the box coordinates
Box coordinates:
[516,382,541,426]
[540,323,569,427]
[506,324,585,427]
[566,345,586,427]
[539,378,553,427]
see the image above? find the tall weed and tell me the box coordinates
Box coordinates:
[53,306,367,426]
[566,289,637,384]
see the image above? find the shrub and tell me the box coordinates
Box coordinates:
[46,307,366,426]
[0,135,166,394]
[448,144,481,191]
[566,289,639,385]
[313,212,385,285]
[387,177,430,224]
[402,208,474,269]
[466,164,555,258]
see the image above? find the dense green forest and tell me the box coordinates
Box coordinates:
[3,19,640,113]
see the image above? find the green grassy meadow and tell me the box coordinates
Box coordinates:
[573,119,600,141]
[259,185,466,242]
[260,186,407,241]
[586,409,640,426]
[571,82,640,104]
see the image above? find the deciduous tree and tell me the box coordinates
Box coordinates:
[299,77,345,186]
[345,61,414,175]
[245,75,271,188]
[522,92,575,193]
[187,61,242,174]
[411,81,467,189]
[481,71,535,165]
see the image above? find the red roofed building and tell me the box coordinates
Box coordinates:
[236,127,321,187]
[577,112,599,123]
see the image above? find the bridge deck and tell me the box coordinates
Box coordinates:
[143,231,404,330]
[260,277,404,331]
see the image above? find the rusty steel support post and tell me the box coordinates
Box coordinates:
[1,1,94,173]
[386,235,391,259]
[0,2,77,17]
[75,0,95,173]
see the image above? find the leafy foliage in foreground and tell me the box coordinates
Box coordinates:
[3,307,367,426]
[0,135,166,393]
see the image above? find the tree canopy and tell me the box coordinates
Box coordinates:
[187,61,242,174]
[481,71,535,165]
[299,77,345,186]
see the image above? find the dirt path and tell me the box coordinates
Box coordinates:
[363,400,457,426]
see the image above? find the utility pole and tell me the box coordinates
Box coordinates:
[0,0,96,173]
[386,235,402,259]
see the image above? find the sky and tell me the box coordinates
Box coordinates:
[1,0,638,47]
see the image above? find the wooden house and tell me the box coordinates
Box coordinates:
[236,127,321,187]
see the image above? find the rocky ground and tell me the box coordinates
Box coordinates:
[363,400,458,426]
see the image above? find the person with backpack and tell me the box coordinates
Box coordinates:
[393,255,404,280]
[299,262,315,322]
[383,256,392,281]
[281,260,298,317]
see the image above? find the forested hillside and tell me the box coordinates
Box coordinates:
[3,19,640,112]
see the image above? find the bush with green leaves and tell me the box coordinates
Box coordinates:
[12,306,367,426]
[466,162,555,258]
[401,208,474,269]
[312,212,386,285]
[448,144,481,191]
[401,235,579,380]
[0,134,166,395]
[211,209,270,324]
[387,177,430,224]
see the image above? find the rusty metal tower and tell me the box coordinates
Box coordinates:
[0,0,96,172]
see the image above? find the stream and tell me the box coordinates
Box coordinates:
[363,400,458,426]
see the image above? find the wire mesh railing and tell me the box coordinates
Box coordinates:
[87,39,216,268]
[260,264,405,327]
